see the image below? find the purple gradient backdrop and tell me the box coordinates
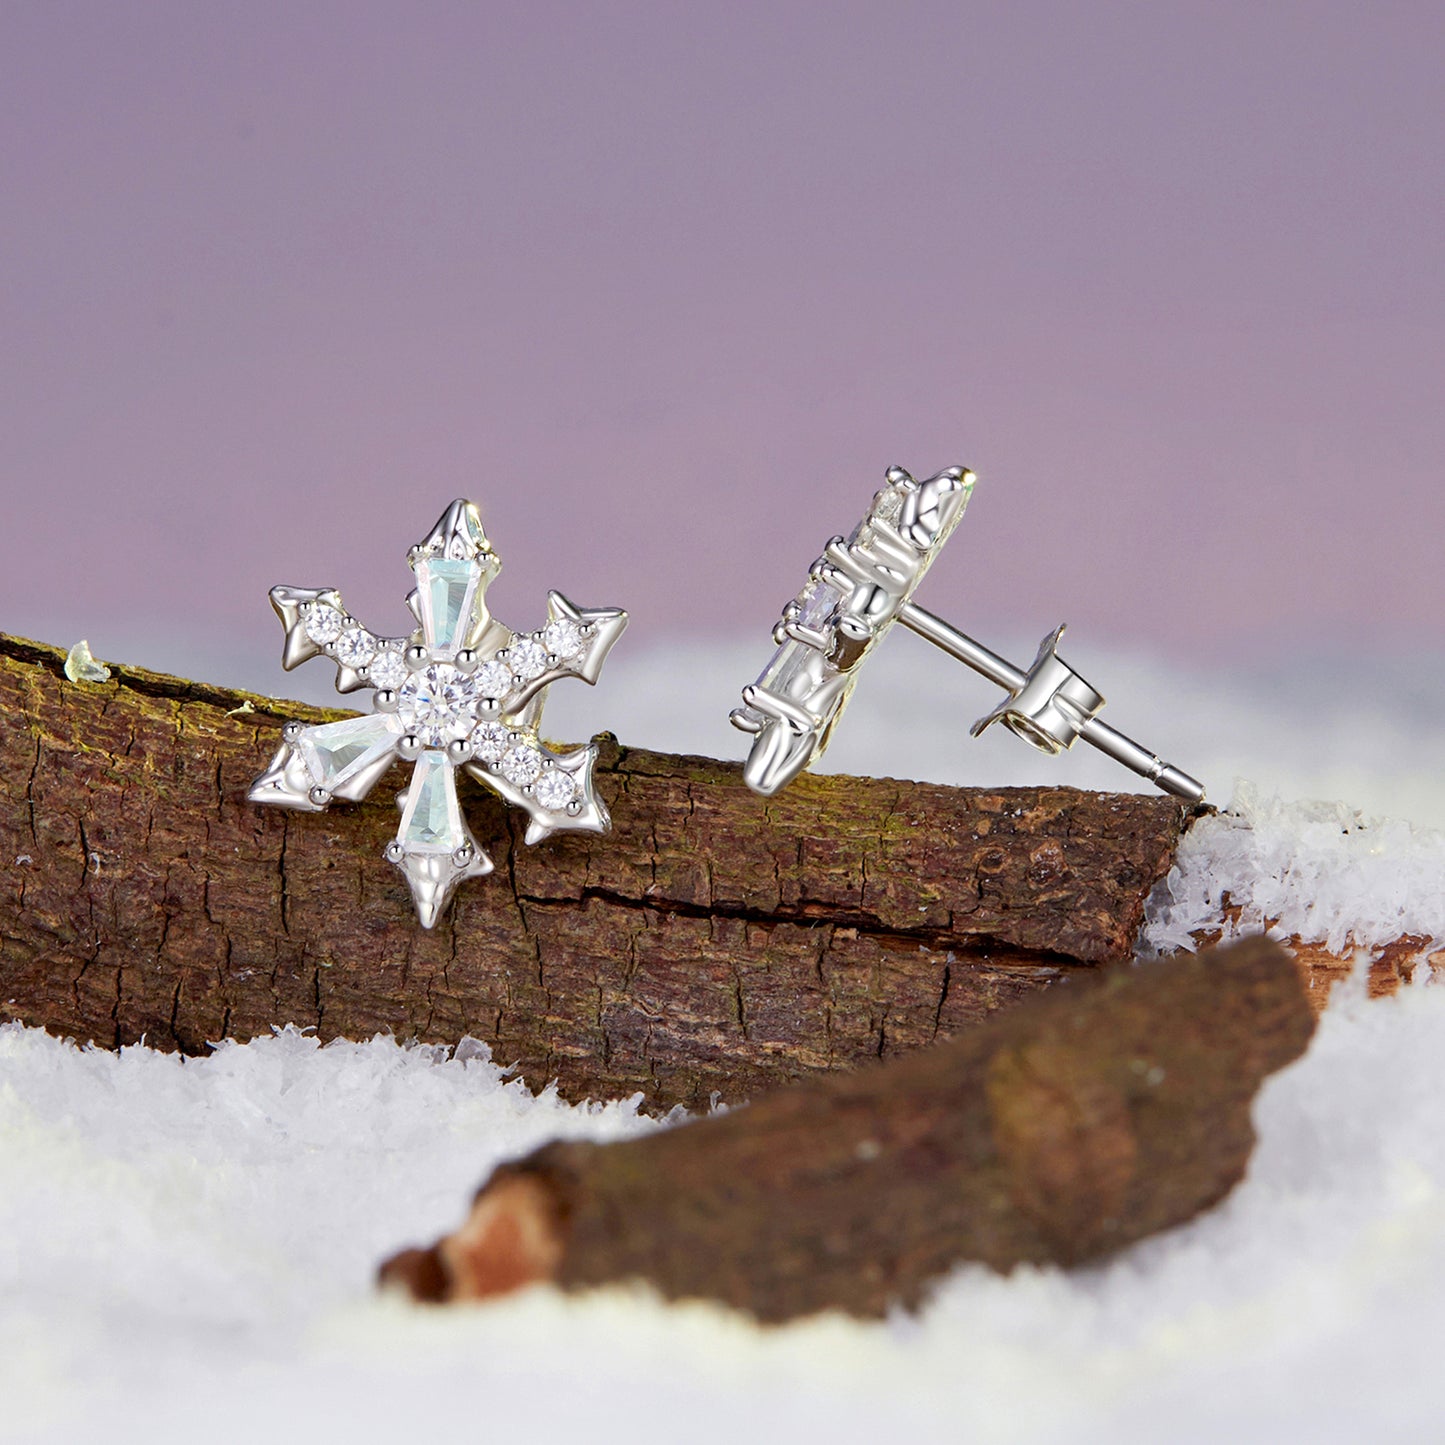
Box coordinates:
[2,1,1440,680]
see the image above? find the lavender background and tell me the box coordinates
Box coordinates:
[2,2,1440,698]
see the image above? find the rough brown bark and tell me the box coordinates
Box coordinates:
[379,935,1314,1323]
[1,632,1188,1108]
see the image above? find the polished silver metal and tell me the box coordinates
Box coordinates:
[730,466,1206,804]
[249,498,628,927]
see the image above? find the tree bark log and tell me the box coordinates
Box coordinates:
[1,633,1190,1108]
[379,936,1314,1323]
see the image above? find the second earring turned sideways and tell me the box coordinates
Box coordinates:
[730,465,1206,804]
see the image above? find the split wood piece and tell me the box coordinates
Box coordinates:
[379,935,1314,1323]
[1192,912,1444,1015]
[1,632,1189,1109]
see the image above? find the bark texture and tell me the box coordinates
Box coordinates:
[379,935,1314,1323]
[0,634,1190,1107]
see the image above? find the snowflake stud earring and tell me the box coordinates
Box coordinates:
[248,499,627,927]
[730,465,1205,803]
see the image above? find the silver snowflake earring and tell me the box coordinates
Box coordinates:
[730,465,1205,802]
[249,499,627,927]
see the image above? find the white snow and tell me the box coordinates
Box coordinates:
[4,637,1445,1442]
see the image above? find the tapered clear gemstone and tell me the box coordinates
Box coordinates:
[297,713,400,792]
[415,557,482,654]
[398,752,465,852]
[398,663,479,746]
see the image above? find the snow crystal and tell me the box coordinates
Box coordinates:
[7,638,1445,1440]
[1144,782,1445,956]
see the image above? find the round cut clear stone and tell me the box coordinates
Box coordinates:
[474,659,514,699]
[471,721,512,764]
[304,603,345,645]
[509,638,548,681]
[368,648,407,690]
[334,627,377,668]
[541,619,584,660]
[500,743,543,787]
[397,663,479,746]
[535,768,578,810]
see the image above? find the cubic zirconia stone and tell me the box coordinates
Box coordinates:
[871,486,904,526]
[296,713,399,793]
[535,768,578,810]
[509,638,548,681]
[414,557,482,654]
[794,578,837,632]
[334,627,377,668]
[304,604,345,645]
[500,743,543,787]
[541,619,584,660]
[398,663,479,747]
[368,648,407,690]
[474,659,514,699]
[471,721,512,764]
[398,752,465,852]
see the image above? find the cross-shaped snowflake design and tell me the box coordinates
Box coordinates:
[248,499,627,927]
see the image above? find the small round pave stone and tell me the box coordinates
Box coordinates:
[398,663,479,746]
[304,603,345,646]
[471,721,512,764]
[474,659,514,699]
[368,648,407,690]
[500,743,543,787]
[509,638,549,681]
[535,767,578,810]
[541,619,584,661]
[334,627,377,668]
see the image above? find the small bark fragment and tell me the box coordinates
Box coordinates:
[380,936,1314,1323]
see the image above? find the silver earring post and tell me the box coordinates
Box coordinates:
[730,466,1205,804]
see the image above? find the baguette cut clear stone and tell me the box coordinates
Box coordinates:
[415,557,481,654]
[398,752,464,852]
[297,713,399,791]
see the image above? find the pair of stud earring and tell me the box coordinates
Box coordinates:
[249,473,1204,927]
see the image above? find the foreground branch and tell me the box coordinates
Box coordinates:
[0,633,1191,1107]
[380,936,1314,1322]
